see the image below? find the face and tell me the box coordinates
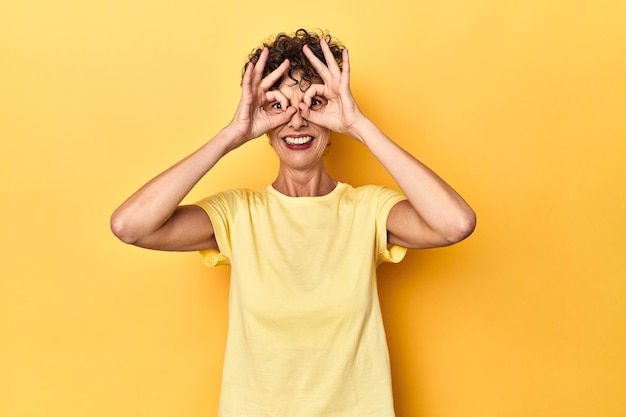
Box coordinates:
[265,73,330,169]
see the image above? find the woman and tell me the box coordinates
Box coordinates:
[111,29,475,417]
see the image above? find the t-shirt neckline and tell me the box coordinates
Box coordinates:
[266,182,345,202]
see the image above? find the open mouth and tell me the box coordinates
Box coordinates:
[283,136,314,146]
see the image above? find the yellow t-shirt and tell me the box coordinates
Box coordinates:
[195,182,407,417]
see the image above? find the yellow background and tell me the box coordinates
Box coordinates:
[1,0,625,416]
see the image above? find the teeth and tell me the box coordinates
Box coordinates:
[284,136,313,145]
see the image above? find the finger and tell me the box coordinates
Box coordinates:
[298,102,323,126]
[241,62,254,90]
[269,106,297,127]
[297,101,313,119]
[302,84,326,107]
[265,89,289,112]
[260,58,290,91]
[340,48,350,89]
[302,44,331,84]
[319,38,341,77]
[251,48,269,86]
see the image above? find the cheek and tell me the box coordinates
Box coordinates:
[266,128,280,144]
[316,129,331,146]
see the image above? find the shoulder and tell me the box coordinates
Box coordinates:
[341,183,405,202]
[195,188,264,217]
[197,188,258,204]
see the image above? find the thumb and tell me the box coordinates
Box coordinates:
[271,106,297,126]
[298,102,322,125]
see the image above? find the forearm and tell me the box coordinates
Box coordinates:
[351,117,475,242]
[110,128,236,244]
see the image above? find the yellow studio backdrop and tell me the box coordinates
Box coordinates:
[1,0,625,416]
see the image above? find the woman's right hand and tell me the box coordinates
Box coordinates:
[226,48,296,148]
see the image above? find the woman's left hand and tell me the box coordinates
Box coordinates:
[299,39,365,140]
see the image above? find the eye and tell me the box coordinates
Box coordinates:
[264,101,283,114]
[310,96,327,109]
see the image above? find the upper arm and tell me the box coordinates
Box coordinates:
[387,200,476,249]
[386,200,453,250]
[133,204,218,252]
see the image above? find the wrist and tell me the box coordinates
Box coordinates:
[206,126,242,154]
[218,125,252,151]
[347,115,377,145]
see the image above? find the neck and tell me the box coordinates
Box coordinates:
[272,166,337,197]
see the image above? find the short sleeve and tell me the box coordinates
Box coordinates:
[194,190,240,267]
[374,186,408,265]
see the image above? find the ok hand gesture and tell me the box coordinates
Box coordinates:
[227,48,296,148]
[298,39,365,140]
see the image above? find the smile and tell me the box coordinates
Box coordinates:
[283,136,313,145]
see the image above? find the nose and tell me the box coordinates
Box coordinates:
[288,107,308,130]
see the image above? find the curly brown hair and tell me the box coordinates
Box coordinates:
[244,29,344,90]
